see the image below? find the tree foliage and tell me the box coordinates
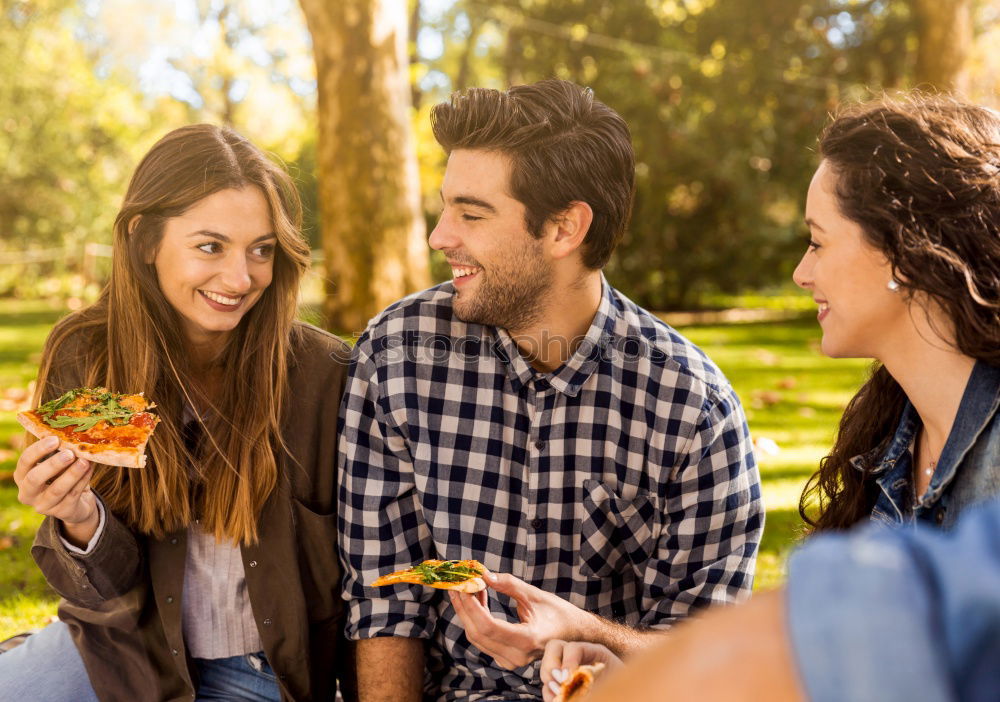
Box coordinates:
[415,0,941,309]
[0,0,154,251]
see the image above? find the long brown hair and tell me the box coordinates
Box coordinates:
[801,95,1000,531]
[35,124,311,543]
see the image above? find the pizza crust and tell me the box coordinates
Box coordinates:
[555,663,605,702]
[17,411,148,468]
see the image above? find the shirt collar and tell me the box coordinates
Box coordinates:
[921,360,1000,502]
[491,276,618,397]
[850,360,1000,489]
[849,401,920,476]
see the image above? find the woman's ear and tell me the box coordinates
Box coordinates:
[549,201,594,261]
[130,215,158,265]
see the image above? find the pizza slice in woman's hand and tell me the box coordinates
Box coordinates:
[17,387,160,468]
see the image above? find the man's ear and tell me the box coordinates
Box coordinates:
[549,201,594,261]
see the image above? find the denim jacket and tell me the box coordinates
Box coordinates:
[853,360,1000,529]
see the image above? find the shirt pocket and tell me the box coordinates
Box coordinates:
[578,479,663,579]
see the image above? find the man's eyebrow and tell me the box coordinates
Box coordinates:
[804,217,824,232]
[187,231,276,243]
[439,191,498,214]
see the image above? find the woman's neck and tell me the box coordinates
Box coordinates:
[881,343,976,454]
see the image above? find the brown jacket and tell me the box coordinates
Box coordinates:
[31,321,350,702]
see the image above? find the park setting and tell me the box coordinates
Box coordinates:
[1,0,999,699]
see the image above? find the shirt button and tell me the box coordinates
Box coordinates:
[171,649,179,656]
[249,560,258,568]
[166,596,174,604]
[279,674,287,681]
[534,440,545,451]
[170,537,178,545]
[530,518,544,530]
[263,618,272,626]
[935,508,946,524]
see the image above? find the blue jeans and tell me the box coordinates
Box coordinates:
[195,651,282,702]
[0,621,99,702]
[0,621,280,702]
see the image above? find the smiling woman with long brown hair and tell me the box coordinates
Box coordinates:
[795,95,1000,531]
[0,124,349,701]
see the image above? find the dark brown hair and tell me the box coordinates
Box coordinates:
[801,95,1000,531]
[36,124,311,542]
[430,79,635,269]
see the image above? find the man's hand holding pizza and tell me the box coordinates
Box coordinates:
[14,434,99,548]
[449,571,661,671]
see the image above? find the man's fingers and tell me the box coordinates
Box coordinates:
[14,436,60,482]
[450,591,537,669]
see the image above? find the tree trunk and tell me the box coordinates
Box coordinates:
[911,0,972,93]
[299,0,430,333]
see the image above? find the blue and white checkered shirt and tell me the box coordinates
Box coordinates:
[338,278,763,701]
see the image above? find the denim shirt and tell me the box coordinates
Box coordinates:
[855,360,1000,529]
[787,497,1000,702]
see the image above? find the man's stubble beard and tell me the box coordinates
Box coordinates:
[453,245,552,333]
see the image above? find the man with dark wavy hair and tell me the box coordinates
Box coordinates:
[338,79,763,701]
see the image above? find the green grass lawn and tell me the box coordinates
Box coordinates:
[0,298,869,640]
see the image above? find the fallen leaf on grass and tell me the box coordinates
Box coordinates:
[753,349,780,366]
[797,407,816,418]
[750,390,782,409]
[777,376,798,390]
[0,536,15,550]
[3,387,27,402]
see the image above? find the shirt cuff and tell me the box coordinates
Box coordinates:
[59,497,106,556]
[344,596,436,641]
[785,529,952,702]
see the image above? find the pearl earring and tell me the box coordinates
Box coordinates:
[887,279,900,292]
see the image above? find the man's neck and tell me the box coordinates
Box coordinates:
[508,271,604,373]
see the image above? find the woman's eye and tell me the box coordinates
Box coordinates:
[252,244,276,258]
[197,242,220,254]
[807,240,821,251]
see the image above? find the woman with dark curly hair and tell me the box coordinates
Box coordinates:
[795,95,1000,531]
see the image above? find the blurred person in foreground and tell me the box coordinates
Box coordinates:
[794,95,1000,531]
[337,79,763,700]
[540,94,1000,702]
[542,495,1000,702]
[0,125,350,701]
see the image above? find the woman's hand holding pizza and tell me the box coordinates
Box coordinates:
[540,640,622,702]
[14,435,99,547]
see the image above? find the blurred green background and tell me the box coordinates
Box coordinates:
[1,0,997,637]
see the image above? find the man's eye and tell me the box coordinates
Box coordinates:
[197,242,220,254]
[461,214,483,222]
